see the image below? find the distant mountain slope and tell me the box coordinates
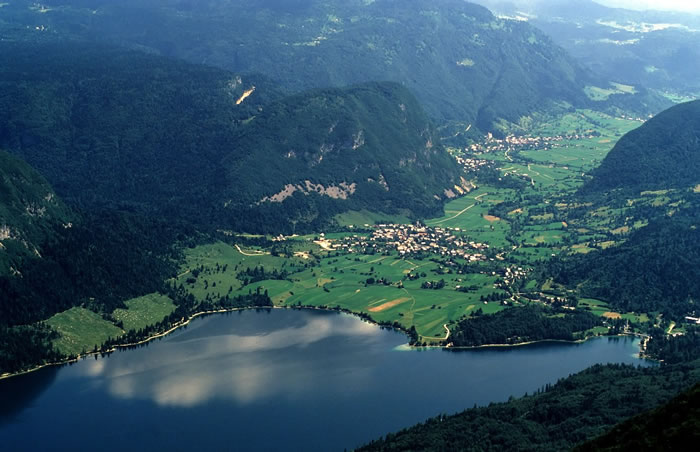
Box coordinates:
[582,100,700,194]
[577,383,700,452]
[0,150,72,273]
[477,0,700,97]
[0,43,460,232]
[0,0,667,132]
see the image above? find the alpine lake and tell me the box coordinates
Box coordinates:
[0,308,651,451]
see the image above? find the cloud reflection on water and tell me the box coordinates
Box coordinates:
[83,311,388,407]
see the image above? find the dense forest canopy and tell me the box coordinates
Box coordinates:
[0,150,73,273]
[577,383,700,451]
[448,305,602,346]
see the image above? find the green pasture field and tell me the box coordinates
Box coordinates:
[112,293,176,332]
[46,307,124,356]
[425,187,513,247]
[175,241,304,300]
[177,241,505,340]
[578,298,649,324]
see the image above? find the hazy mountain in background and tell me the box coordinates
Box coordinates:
[0,0,668,134]
[477,0,700,97]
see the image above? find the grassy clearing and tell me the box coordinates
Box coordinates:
[112,293,176,332]
[584,84,636,101]
[578,298,611,316]
[46,307,124,356]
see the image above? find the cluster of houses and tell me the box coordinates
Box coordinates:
[330,224,490,261]
[454,155,491,172]
[498,266,530,287]
[466,132,599,155]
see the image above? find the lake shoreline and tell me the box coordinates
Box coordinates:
[0,305,647,381]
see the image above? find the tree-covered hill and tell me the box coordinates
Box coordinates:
[0,0,668,133]
[0,148,187,328]
[359,360,700,451]
[221,82,463,229]
[0,42,460,232]
[577,383,700,451]
[583,100,700,194]
[448,305,601,347]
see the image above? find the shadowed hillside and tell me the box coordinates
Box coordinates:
[0,42,461,232]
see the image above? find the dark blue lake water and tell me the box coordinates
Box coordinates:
[0,308,651,451]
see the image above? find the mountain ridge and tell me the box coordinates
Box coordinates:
[0,0,669,133]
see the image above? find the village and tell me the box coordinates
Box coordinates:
[311,224,491,262]
[466,131,599,156]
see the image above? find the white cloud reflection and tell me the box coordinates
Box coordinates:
[81,312,384,407]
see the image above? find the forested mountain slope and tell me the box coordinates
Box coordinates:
[0,42,460,232]
[577,383,700,451]
[0,150,73,273]
[359,360,700,451]
[583,100,700,194]
[544,212,700,318]
[0,0,668,132]
[0,148,184,327]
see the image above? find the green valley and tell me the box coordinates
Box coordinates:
[0,2,698,449]
[12,106,688,362]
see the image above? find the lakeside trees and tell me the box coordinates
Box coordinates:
[449,305,601,346]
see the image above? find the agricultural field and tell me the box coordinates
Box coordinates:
[43,293,179,356]
[46,307,125,356]
[578,298,650,324]
[175,241,506,341]
[112,293,176,332]
[425,188,512,247]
